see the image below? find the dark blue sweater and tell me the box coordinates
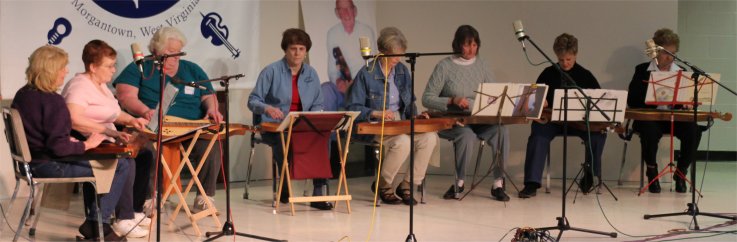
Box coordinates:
[11,85,85,163]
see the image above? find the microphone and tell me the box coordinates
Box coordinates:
[513,20,528,41]
[645,39,660,65]
[131,43,144,77]
[171,76,207,90]
[359,36,371,66]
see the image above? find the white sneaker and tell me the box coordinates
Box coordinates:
[193,195,215,211]
[134,212,151,227]
[113,219,149,238]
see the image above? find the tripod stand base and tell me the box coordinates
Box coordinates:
[644,203,737,230]
[204,221,286,242]
[536,217,617,240]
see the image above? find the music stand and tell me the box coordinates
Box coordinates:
[638,70,719,195]
[459,83,548,200]
[551,89,626,201]
[517,29,617,240]
[642,54,737,228]
[265,111,359,216]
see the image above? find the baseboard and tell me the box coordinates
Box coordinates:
[675,150,737,162]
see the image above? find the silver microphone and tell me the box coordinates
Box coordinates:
[131,43,144,77]
[513,20,527,48]
[645,39,660,65]
[359,36,371,67]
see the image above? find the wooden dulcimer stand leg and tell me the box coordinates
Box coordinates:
[157,129,222,236]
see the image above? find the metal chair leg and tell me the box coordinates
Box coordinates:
[545,153,551,193]
[28,184,46,236]
[243,145,256,199]
[617,141,629,186]
[419,177,426,204]
[14,180,34,242]
[0,178,21,234]
[90,182,104,241]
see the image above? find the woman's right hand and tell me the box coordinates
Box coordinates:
[451,97,470,110]
[83,133,106,150]
[265,106,284,120]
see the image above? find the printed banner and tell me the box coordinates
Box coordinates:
[0,0,260,97]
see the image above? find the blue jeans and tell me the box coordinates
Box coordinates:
[522,122,607,186]
[30,158,131,223]
[438,124,510,181]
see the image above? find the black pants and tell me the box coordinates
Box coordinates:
[633,120,701,173]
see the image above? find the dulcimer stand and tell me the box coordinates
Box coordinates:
[263,111,359,216]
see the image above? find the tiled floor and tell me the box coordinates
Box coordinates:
[1,162,735,241]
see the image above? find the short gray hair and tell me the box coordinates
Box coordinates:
[377,27,407,53]
[148,26,187,53]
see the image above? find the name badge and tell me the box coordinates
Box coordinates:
[184,86,195,95]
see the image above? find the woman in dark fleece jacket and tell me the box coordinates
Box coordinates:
[11,45,130,241]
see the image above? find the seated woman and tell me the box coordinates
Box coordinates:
[346,27,438,205]
[11,45,129,241]
[248,28,333,210]
[60,39,151,238]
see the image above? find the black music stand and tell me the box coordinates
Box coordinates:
[551,89,626,202]
[517,27,617,240]
[199,75,285,242]
[642,48,737,229]
[366,51,455,242]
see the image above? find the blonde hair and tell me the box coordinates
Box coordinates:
[25,45,68,93]
[148,26,187,54]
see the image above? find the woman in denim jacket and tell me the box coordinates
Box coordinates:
[248,28,333,210]
[345,27,437,205]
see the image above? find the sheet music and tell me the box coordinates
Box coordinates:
[147,82,179,132]
[646,71,720,106]
[552,89,627,123]
[471,83,548,119]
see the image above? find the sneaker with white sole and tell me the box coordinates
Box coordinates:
[134,212,151,227]
[113,219,149,238]
[193,195,215,211]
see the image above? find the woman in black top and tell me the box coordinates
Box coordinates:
[626,28,698,193]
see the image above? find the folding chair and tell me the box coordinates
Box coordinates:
[1,107,104,241]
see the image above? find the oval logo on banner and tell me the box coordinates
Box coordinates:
[93,0,177,18]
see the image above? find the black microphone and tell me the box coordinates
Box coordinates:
[359,36,371,67]
[171,76,207,90]
[131,43,144,77]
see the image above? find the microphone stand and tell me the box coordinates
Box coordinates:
[201,74,284,242]
[518,35,617,240]
[368,51,455,242]
[642,49,737,229]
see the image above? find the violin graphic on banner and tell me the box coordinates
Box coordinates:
[200,12,240,59]
[47,18,72,45]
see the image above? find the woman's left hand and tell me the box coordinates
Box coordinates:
[206,108,224,124]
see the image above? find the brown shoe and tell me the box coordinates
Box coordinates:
[379,188,402,205]
[396,187,418,205]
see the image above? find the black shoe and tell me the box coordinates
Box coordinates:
[309,201,334,210]
[396,187,418,205]
[578,171,594,194]
[648,179,661,193]
[442,185,464,200]
[78,220,126,241]
[518,184,538,198]
[674,175,687,193]
[491,187,510,201]
[379,189,402,205]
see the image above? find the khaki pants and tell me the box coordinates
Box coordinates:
[375,132,437,189]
